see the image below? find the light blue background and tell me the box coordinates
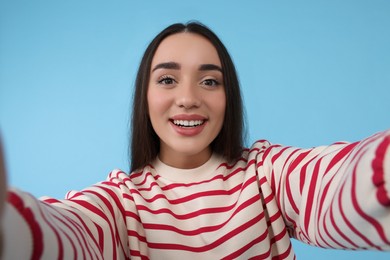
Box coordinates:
[1,0,389,259]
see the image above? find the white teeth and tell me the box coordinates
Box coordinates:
[173,120,204,127]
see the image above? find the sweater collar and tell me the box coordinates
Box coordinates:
[152,153,223,183]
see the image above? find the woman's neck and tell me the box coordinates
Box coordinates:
[158,146,212,169]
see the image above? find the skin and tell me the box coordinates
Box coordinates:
[0,139,6,256]
[147,32,226,169]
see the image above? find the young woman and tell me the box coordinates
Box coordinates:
[1,22,389,259]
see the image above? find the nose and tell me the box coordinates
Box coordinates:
[175,82,201,109]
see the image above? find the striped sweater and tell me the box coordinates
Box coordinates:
[3,130,390,259]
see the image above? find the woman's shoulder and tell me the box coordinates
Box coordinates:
[216,140,275,170]
[109,165,156,186]
[242,139,275,160]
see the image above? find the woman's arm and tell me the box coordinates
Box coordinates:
[1,169,135,259]
[261,130,390,250]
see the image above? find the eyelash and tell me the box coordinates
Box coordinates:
[156,76,221,88]
[157,75,176,85]
[202,79,220,87]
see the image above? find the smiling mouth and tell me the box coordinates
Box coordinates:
[171,119,205,128]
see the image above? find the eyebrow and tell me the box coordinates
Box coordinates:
[198,64,222,73]
[151,62,223,73]
[152,62,180,72]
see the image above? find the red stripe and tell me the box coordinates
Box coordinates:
[65,191,84,200]
[284,149,308,215]
[94,224,105,254]
[137,196,236,220]
[109,169,128,178]
[317,178,331,223]
[147,212,265,252]
[8,192,44,260]
[35,199,64,259]
[131,171,154,187]
[71,200,114,253]
[336,166,379,248]
[222,228,270,259]
[299,163,307,195]
[65,208,102,259]
[319,135,381,248]
[94,185,127,226]
[82,190,125,259]
[271,241,293,260]
[131,185,240,204]
[329,197,357,248]
[262,144,281,160]
[122,193,134,202]
[219,156,248,170]
[263,191,277,206]
[129,169,146,179]
[317,144,355,220]
[314,183,337,248]
[270,226,288,245]
[324,131,386,248]
[324,143,357,173]
[315,144,358,247]
[159,159,257,191]
[372,135,390,206]
[128,230,147,243]
[131,174,256,205]
[142,194,261,235]
[283,212,298,238]
[287,150,311,174]
[51,212,79,259]
[299,152,320,194]
[322,133,384,248]
[137,181,160,192]
[43,198,61,203]
[321,209,344,248]
[318,143,376,247]
[125,210,142,222]
[136,176,258,220]
[129,249,149,260]
[52,198,103,258]
[258,175,268,186]
[95,187,129,259]
[303,157,322,233]
[351,153,390,246]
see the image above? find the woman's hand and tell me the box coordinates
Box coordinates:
[0,138,7,257]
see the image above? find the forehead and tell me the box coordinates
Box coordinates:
[151,32,221,67]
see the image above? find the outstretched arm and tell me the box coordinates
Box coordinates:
[0,138,7,257]
[262,130,390,250]
[1,168,136,259]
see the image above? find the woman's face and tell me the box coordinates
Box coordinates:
[147,32,226,168]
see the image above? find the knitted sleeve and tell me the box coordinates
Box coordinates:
[260,130,390,250]
[2,170,135,259]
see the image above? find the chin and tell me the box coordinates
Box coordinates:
[171,141,211,156]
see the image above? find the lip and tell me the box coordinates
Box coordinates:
[169,114,208,137]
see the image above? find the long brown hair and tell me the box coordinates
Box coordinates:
[130,22,245,172]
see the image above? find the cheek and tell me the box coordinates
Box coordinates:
[147,89,170,119]
[213,91,226,119]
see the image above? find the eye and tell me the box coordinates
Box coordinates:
[157,75,176,85]
[202,78,220,88]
